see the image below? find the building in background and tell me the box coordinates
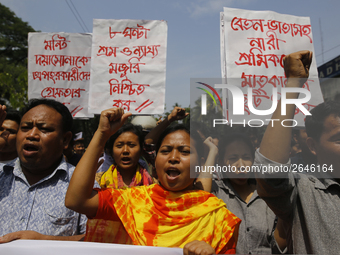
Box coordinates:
[318,55,340,101]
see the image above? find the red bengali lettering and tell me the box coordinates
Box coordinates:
[240,72,313,90]
[235,48,285,68]
[265,31,286,50]
[109,78,149,95]
[231,17,264,32]
[44,34,70,51]
[232,18,312,42]
[122,24,150,39]
[112,100,136,111]
[109,57,145,78]
[248,37,265,51]
[266,20,312,42]
[97,46,118,57]
[109,27,121,39]
[70,105,84,117]
[252,88,270,107]
[32,68,90,84]
[120,45,160,60]
[35,55,90,68]
[294,103,315,115]
[241,72,286,89]
[41,87,85,98]
[120,47,132,57]
[135,99,154,113]
[32,72,42,81]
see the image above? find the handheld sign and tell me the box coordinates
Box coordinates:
[89,19,167,114]
[221,7,323,126]
[28,32,93,118]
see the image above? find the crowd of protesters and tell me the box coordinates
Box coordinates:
[0,50,340,255]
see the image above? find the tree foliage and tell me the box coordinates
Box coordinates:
[0,3,35,109]
[0,3,35,65]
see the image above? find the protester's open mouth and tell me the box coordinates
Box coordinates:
[23,144,39,151]
[121,156,132,164]
[22,143,39,157]
[166,168,181,181]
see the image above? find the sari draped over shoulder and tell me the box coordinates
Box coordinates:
[85,164,154,244]
[99,164,153,189]
[85,184,241,254]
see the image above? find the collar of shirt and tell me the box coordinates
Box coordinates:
[308,174,340,190]
[214,178,260,203]
[0,158,17,169]
[5,157,73,188]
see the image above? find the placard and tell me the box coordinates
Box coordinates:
[28,32,93,118]
[89,19,167,114]
[221,8,324,126]
[0,240,183,255]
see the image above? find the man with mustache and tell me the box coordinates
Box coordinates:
[0,99,86,242]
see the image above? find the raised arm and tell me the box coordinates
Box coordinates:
[65,108,131,218]
[144,106,189,145]
[195,137,218,192]
[259,50,312,163]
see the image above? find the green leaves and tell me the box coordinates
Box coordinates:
[0,3,35,109]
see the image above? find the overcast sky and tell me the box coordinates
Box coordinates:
[1,0,340,109]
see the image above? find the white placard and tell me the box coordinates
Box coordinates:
[222,7,324,126]
[28,32,94,118]
[0,240,183,255]
[89,19,167,114]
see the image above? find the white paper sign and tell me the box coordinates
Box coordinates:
[221,7,324,126]
[89,19,167,114]
[0,240,183,255]
[28,32,94,118]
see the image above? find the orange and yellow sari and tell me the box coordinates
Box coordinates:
[99,164,153,189]
[85,184,241,254]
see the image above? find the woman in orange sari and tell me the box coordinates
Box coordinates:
[88,123,154,243]
[65,108,240,255]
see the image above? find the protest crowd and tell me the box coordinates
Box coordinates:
[0,2,339,254]
[0,49,340,255]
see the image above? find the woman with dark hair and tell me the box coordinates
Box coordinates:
[97,123,153,189]
[209,133,279,254]
[65,108,241,254]
[87,123,153,245]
